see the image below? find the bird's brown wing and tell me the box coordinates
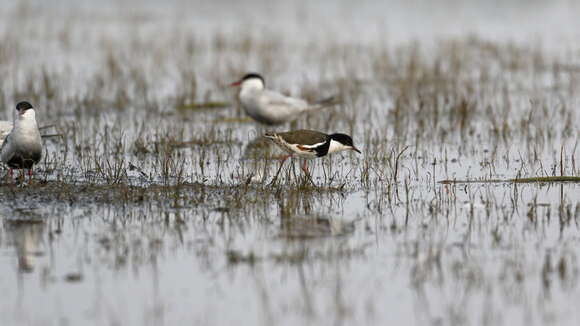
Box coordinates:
[278,130,329,146]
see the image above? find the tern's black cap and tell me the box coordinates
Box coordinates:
[242,73,265,85]
[16,101,34,111]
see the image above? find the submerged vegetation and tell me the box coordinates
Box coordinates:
[0,1,579,326]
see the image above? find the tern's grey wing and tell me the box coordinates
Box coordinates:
[260,90,309,111]
[0,121,12,144]
[245,91,310,125]
[240,89,313,125]
[0,133,13,163]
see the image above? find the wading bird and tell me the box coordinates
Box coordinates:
[1,101,43,182]
[230,73,336,125]
[264,129,360,183]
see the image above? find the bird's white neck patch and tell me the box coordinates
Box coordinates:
[18,108,36,120]
[16,109,37,127]
[328,139,350,154]
[240,78,264,92]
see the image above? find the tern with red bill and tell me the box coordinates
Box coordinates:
[1,101,43,181]
[230,73,337,126]
[264,129,360,182]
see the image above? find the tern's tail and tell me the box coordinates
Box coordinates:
[309,95,340,111]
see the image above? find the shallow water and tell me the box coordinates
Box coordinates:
[1,1,580,325]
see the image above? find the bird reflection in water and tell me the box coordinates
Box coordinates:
[279,214,355,239]
[5,218,44,273]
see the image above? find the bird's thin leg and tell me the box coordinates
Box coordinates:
[301,160,309,173]
[270,154,291,185]
[28,168,33,183]
[300,160,316,186]
[8,168,13,180]
[279,154,292,165]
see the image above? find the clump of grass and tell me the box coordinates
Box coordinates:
[175,101,230,111]
[439,176,580,184]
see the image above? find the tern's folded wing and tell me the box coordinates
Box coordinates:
[260,90,309,111]
[0,133,14,163]
[0,121,12,144]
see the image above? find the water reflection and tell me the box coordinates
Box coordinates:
[4,219,44,273]
[280,214,355,239]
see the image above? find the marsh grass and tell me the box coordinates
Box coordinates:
[0,33,575,192]
[439,176,580,184]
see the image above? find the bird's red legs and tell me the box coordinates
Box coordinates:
[279,154,292,163]
[270,154,292,185]
[301,160,309,173]
[28,168,33,183]
[300,160,316,186]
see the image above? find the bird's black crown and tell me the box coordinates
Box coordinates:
[16,101,33,111]
[329,133,354,147]
[242,73,265,85]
